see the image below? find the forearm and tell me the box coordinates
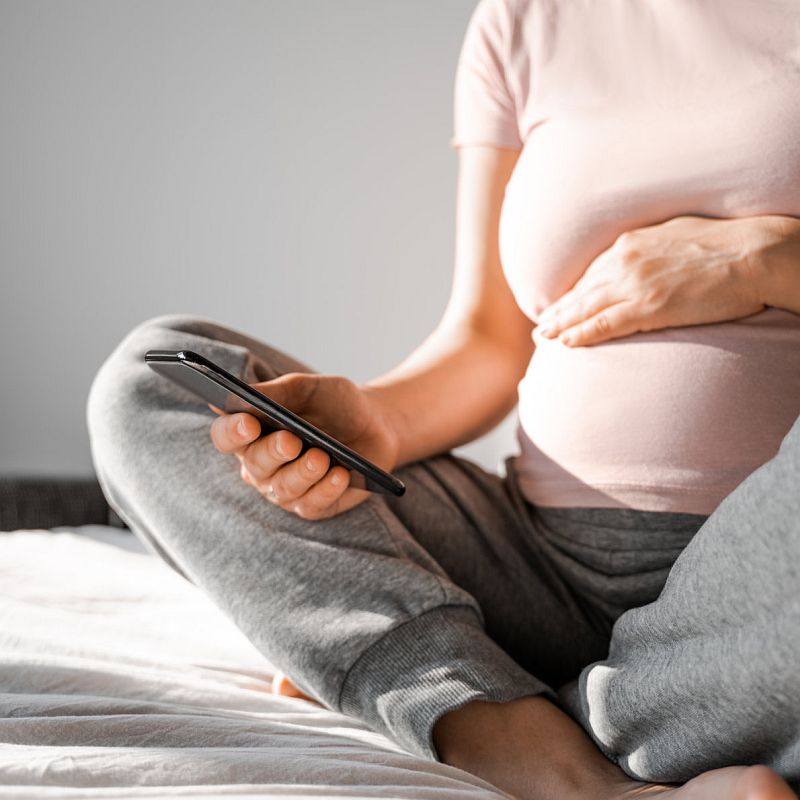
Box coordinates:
[364,145,528,467]
[363,322,532,467]
[752,214,800,314]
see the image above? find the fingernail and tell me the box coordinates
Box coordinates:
[275,435,287,458]
[559,333,573,346]
[331,471,343,486]
[306,455,318,472]
[538,325,554,337]
[237,418,249,438]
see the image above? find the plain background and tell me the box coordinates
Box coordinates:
[0,0,519,478]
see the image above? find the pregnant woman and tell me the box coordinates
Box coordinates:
[89,2,800,798]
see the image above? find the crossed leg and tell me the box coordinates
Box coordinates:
[561,413,800,792]
[88,314,799,799]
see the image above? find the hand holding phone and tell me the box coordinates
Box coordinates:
[146,350,404,520]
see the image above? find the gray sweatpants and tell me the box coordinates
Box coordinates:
[87,314,800,786]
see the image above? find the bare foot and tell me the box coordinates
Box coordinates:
[627,765,797,800]
[271,670,314,701]
[731,766,798,800]
[434,697,797,800]
[270,681,797,800]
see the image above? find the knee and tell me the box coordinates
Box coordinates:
[576,606,800,784]
[86,313,216,477]
[88,313,207,414]
[110,313,224,357]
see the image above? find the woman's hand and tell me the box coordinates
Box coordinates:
[209,373,400,520]
[535,215,796,347]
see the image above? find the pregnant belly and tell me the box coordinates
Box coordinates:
[515,308,800,514]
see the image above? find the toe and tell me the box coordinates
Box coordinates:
[735,766,797,800]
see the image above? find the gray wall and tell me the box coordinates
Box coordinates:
[0,0,517,477]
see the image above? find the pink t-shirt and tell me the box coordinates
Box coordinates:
[453,0,800,515]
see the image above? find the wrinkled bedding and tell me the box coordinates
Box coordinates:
[0,527,506,799]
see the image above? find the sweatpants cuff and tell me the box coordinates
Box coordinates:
[338,605,553,760]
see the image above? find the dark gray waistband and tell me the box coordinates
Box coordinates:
[531,505,708,552]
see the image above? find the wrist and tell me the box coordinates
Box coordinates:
[359,383,408,470]
[741,215,800,309]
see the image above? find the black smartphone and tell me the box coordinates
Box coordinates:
[144,349,405,497]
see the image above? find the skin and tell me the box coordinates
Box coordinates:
[536,213,800,347]
[210,145,800,799]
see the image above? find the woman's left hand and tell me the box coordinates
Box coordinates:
[536,215,783,347]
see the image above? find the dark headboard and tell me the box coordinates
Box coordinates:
[0,478,126,531]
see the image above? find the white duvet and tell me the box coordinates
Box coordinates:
[0,527,506,799]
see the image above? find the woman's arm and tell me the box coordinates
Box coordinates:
[757,214,800,313]
[209,145,529,520]
[536,214,800,347]
[365,145,531,466]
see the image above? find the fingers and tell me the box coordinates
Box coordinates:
[239,429,303,482]
[538,284,617,339]
[207,372,358,519]
[252,449,349,520]
[557,302,642,347]
[258,447,330,503]
[289,466,350,520]
[234,432,343,510]
[250,373,320,414]
[210,412,261,453]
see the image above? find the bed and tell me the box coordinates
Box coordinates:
[0,508,507,798]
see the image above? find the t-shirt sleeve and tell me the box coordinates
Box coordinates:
[451,0,522,150]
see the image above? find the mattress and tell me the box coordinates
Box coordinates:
[0,527,506,799]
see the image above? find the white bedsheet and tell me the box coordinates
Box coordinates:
[0,527,506,799]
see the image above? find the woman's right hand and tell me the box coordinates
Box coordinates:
[209,373,400,520]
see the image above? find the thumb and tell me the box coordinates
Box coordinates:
[250,372,320,413]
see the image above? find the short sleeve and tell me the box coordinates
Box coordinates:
[451,0,522,150]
